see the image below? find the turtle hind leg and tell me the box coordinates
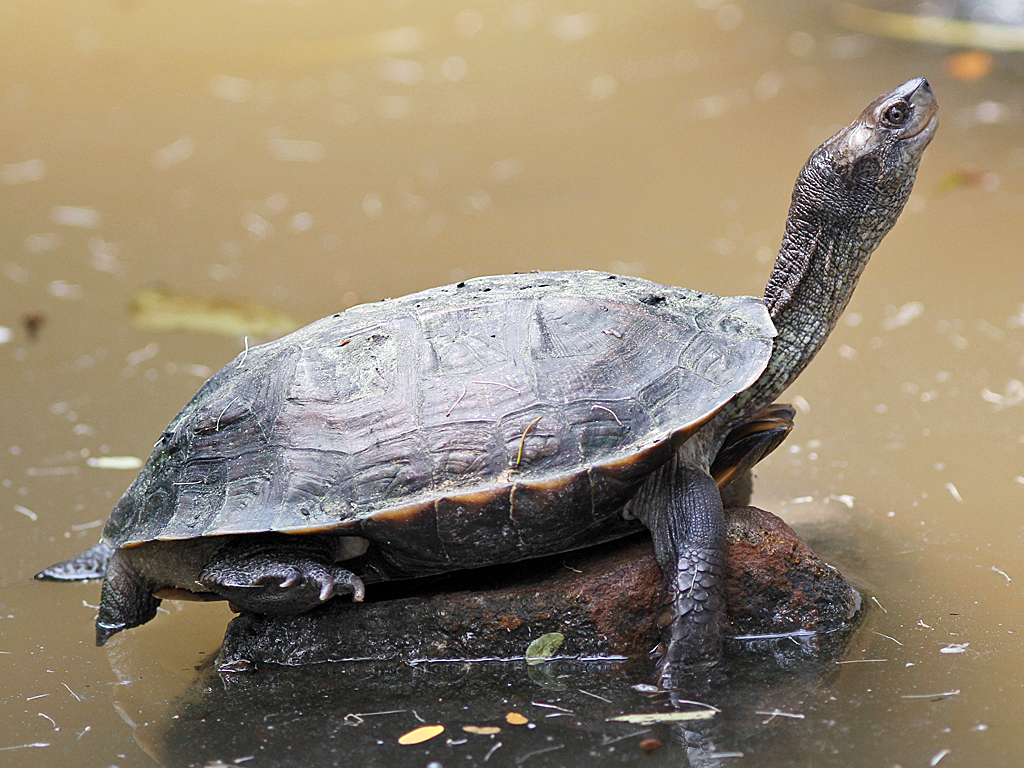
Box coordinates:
[631,461,727,685]
[96,549,161,646]
[35,541,115,581]
[199,534,365,617]
[712,402,796,506]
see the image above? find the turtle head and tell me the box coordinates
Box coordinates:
[828,77,938,191]
[801,78,938,235]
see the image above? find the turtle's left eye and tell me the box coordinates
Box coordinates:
[883,101,910,126]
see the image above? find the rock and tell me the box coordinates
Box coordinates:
[216,506,860,670]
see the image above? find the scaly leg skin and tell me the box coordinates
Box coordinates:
[96,549,161,646]
[632,461,727,687]
[199,534,365,616]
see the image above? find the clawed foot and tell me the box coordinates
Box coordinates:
[200,558,365,616]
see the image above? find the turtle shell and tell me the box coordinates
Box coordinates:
[104,271,774,573]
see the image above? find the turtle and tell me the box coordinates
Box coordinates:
[38,78,937,683]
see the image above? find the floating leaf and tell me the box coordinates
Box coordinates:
[525,632,564,665]
[505,712,529,725]
[945,50,993,81]
[129,286,299,338]
[397,724,444,745]
[462,725,501,735]
[609,710,716,724]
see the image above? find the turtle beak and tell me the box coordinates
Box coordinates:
[904,78,939,140]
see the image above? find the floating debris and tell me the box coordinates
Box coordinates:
[462,725,501,735]
[87,456,143,470]
[981,380,1024,409]
[130,286,298,338]
[2,159,46,185]
[397,724,444,745]
[940,643,969,654]
[931,747,952,766]
[945,482,963,502]
[0,327,11,344]
[882,301,924,330]
[609,709,716,724]
[505,712,529,726]
[525,632,564,665]
[14,506,37,521]
[49,206,100,228]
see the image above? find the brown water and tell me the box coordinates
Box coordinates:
[2,1,1023,766]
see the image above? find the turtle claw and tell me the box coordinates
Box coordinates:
[200,553,365,616]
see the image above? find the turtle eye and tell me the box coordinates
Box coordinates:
[882,101,910,126]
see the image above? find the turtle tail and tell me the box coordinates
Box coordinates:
[96,550,160,646]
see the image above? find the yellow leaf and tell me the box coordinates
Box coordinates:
[398,724,445,745]
[462,725,501,735]
[505,712,529,725]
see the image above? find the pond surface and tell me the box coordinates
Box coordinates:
[2,1,1023,766]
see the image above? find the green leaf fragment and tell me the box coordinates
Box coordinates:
[525,632,564,665]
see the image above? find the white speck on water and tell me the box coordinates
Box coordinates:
[455,9,484,37]
[289,212,313,232]
[930,748,951,766]
[87,456,142,470]
[976,319,1004,340]
[379,58,425,86]
[87,236,121,273]
[259,193,285,215]
[754,71,783,101]
[378,95,412,119]
[14,505,37,521]
[829,494,855,508]
[837,344,856,359]
[714,4,743,31]
[210,74,253,102]
[981,380,1024,409]
[244,212,274,240]
[2,159,46,185]
[267,136,326,163]
[827,33,873,60]
[150,136,196,170]
[25,233,60,252]
[362,193,383,219]
[490,157,523,183]
[125,342,158,368]
[69,520,103,531]
[945,482,962,502]
[551,12,596,41]
[792,395,810,413]
[940,643,968,654]
[440,56,468,82]
[786,31,815,57]
[49,206,100,228]
[844,312,863,327]
[47,280,82,300]
[0,327,11,344]
[587,74,618,101]
[882,301,924,330]
[460,190,491,213]
[375,26,424,54]
[792,496,814,504]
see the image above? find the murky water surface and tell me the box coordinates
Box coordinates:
[2,1,1023,766]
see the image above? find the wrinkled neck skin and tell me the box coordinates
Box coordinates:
[711,144,923,445]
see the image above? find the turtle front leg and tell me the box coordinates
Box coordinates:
[631,461,726,685]
[96,549,161,646]
[199,534,365,616]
